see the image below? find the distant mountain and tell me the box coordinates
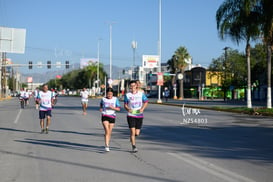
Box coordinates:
[22,64,130,83]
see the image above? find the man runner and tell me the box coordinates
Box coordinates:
[37,84,54,134]
[124,80,148,152]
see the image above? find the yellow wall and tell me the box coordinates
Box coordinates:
[206,71,222,86]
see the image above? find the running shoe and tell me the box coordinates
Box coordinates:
[45,128,49,134]
[105,146,110,152]
[132,145,138,153]
[41,129,45,134]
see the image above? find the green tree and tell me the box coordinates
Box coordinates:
[209,49,246,99]
[216,0,261,108]
[52,63,108,91]
[84,65,97,88]
[250,43,267,87]
[59,69,81,90]
[226,49,247,89]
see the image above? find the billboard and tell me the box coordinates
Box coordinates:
[142,55,159,68]
[27,77,33,83]
[56,75,62,79]
[80,58,98,69]
[0,27,26,54]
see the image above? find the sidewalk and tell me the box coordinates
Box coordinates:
[0,96,12,101]
[148,97,267,109]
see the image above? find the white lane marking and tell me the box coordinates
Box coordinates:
[14,109,22,124]
[168,152,256,182]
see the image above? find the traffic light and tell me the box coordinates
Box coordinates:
[47,61,51,69]
[65,61,69,69]
[28,61,33,69]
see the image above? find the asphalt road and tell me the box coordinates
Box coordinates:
[0,96,273,182]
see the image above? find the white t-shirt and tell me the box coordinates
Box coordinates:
[124,91,148,118]
[80,90,89,102]
[34,90,39,97]
[100,97,121,118]
[37,91,53,111]
[19,91,26,98]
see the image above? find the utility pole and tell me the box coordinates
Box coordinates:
[0,52,2,98]
[1,52,7,98]
[157,0,162,103]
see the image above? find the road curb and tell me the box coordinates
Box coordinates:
[149,101,273,117]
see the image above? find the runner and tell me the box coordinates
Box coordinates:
[80,88,89,115]
[100,87,121,152]
[124,80,148,152]
[163,87,170,102]
[37,84,54,134]
[51,89,59,107]
[18,88,26,108]
[33,87,40,109]
[19,88,29,107]
[27,89,32,105]
[136,79,144,93]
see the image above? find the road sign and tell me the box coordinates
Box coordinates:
[37,61,42,68]
[56,61,61,68]
[157,72,164,86]
[0,27,26,54]
[163,72,176,76]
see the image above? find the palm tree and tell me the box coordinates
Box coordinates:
[175,47,191,99]
[216,0,260,108]
[258,0,273,108]
[84,64,107,89]
[84,65,97,88]
[167,46,191,99]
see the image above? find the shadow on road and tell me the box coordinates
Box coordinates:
[53,105,99,111]
[136,124,273,163]
[0,147,181,182]
[0,127,38,134]
[15,138,102,152]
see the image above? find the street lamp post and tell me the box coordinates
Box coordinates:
[157,0,162,103]
[107,22,116,81]
[223,47,229,101]
[97,38,102,94]
[131,40,137,80]
[177,72,183,100]
[109,24,113,80]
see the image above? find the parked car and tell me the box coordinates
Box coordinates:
[146,91,158,98]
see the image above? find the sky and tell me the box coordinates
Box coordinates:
[0,0,245,76]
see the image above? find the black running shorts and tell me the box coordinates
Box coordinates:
[39,110,52,119]
[101,116,115,124]
[127,116,143,129]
